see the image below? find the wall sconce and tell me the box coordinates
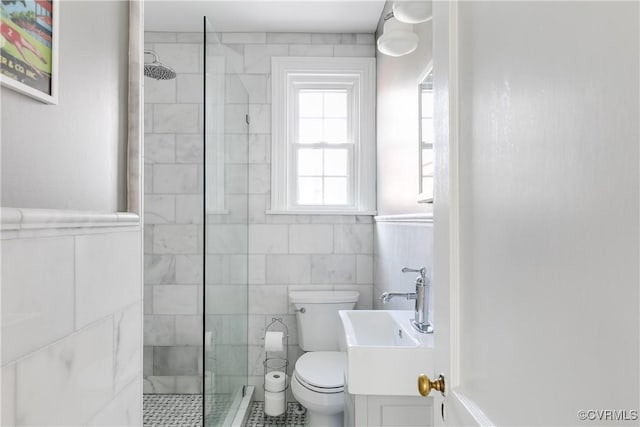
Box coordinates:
[376,16,419,57]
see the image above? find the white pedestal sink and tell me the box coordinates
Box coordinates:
[338,310,434,396]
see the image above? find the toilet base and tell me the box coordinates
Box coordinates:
[306,409,343,427]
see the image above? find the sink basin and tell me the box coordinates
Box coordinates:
[340,310,419,347]
[338,310,434,396]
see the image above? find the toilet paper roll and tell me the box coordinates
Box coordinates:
[264,390,286,417]
[264,331,284,352]
[265,370,287,392]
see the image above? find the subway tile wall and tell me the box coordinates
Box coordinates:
[143,31,376,399]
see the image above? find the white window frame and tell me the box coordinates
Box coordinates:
[418,63,434,204]
[270,57,376,215]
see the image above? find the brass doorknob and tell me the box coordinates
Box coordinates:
[418,373,445,396]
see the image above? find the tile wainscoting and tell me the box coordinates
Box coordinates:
[1,211,143,426]
[373,216,433,317]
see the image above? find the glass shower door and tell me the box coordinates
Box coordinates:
[203,17,249,427]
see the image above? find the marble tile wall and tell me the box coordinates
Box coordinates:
[1,229,143,426]
[373,222,433,317]
[144,31,205,394]
[143,31,376,400]
[219,32,377,402]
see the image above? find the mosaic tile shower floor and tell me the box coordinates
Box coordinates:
[143,395,203,427]
[143,394,307,427]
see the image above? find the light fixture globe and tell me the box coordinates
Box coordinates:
[376,17,419,57]
[392,1,433,24]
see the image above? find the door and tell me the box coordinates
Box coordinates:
[203,17,250,427]
[431,1,639,426]
[431,2,466,424]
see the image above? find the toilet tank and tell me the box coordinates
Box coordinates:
[289,291,359,351]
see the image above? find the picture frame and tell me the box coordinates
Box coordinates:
[0,0,58,104]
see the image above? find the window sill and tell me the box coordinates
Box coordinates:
[266,209,377,216]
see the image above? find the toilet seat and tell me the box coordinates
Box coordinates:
[294,351,345,394]
[293,372,344,394]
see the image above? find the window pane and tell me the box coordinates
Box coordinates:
[421,118,433,144]
[421,90,433,117]
[324,91,348,118]
[298,148,323,176]
[422,163,434,177]
[422,142,433,177]
[299,118,323,144]
[421,147,434,165]
[323,118,348,143]
[299,91,323,117]
[324,177,348,205]
[323,149,348,176]
[422,177,433,193]
[298,177,323,205]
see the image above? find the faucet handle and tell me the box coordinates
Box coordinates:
[402,267,428,286]
[401,267,426,277]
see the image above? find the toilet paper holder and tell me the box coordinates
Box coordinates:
[263,318,289,421]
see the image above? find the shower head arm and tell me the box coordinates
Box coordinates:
[144,50,159,63]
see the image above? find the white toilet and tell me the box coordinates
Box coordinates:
[289,290,359,427]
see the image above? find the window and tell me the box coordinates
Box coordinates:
[418,70,434,203]
[295,88,352,206]
[271,57,376,214]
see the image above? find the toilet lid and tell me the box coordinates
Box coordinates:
[295,351,345,389]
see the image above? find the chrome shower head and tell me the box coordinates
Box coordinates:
[144,50,176,80]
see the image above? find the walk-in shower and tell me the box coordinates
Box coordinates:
[143,16,251,427]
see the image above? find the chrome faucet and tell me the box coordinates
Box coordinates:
[379,267,433,334]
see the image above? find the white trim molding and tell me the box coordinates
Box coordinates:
[0,208,139,232]
[448,391,496,427]
[268,209,377,216]
[374,213,433,223]
[447,0,461,391]
[271,56,376,215]
[417,60,434,204]
[127,0,144,215]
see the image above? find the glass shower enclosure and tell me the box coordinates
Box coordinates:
[203,17,250,426]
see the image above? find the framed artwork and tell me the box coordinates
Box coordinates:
[0,0,58,104]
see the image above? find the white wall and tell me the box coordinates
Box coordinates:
[376,7,432,216]
[1,2,141,425]
[451,1,638,424]
[374,5,434,308]
[1,1,129,212]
